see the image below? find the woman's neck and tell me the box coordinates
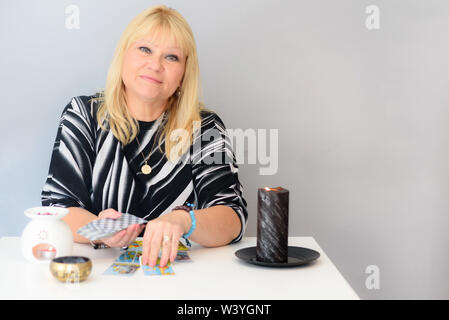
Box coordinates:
[125,90,167,122]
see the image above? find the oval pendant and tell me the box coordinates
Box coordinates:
[141,164,152,175]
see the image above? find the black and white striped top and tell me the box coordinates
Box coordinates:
[41,94,248,243]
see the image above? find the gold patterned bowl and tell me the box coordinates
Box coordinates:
[50,256,92,282]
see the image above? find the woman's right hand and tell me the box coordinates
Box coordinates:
[95,208,145,248]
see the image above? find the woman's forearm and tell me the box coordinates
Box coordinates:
[63,207,99,244]
[186,205,242,247]
[64,205,242,247]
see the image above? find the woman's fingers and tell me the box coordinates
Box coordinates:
[141,218,184,267]
[102,224,141,248]
[131,224,144,243]
[98,208,121,219]
[147,229,162,268]
[161,227,184,267]
[142,226,172,268]
[141,225,153,266]
[120,224,136,247]
[95,209,146,248]
[102,229,126,247]
[159,233,173,268]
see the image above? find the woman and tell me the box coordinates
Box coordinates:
[41,5,248,269]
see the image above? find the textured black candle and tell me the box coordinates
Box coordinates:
[256,187,289,263]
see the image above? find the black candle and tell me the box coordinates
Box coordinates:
[256,187,289,263]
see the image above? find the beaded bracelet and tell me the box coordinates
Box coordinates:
[90,240,110,250]
[89,241,127,251]
[172,202,196,247]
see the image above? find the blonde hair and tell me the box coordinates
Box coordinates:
[90,5,209,163]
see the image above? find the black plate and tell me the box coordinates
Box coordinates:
[235,246,320,268]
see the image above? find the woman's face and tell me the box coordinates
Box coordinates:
[122,32,186,105]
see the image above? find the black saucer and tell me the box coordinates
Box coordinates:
[235,246,320,268]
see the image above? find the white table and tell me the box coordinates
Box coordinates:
[0,236,359,300]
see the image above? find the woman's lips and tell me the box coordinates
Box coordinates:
[140,75,162,84]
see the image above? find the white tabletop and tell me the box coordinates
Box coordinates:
[0,236,359,300]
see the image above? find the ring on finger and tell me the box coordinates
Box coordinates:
[162,235,171,245]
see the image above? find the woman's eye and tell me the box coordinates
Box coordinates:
[139,46,151,54]
[166,55,179,62]
[139,47,179,62]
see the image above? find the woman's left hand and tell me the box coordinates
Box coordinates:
[141,210,191,268]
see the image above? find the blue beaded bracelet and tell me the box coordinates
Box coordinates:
[173,202,196,247]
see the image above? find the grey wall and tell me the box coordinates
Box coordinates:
[1,0,448,299]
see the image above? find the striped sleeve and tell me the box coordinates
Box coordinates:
[41,96,96,211]
[190,111,248,243]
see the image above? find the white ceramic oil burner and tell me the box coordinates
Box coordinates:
[21,206,73,263]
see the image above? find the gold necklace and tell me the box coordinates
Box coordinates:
[134,111,167,175]
[135,133,158,175]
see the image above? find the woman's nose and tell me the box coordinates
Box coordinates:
[147,55,163,72]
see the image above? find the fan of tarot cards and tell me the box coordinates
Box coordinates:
[76,213,147,241]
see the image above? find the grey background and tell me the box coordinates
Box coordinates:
[1,0,448,299]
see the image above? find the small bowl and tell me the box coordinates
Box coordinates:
[50,256,92,282]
